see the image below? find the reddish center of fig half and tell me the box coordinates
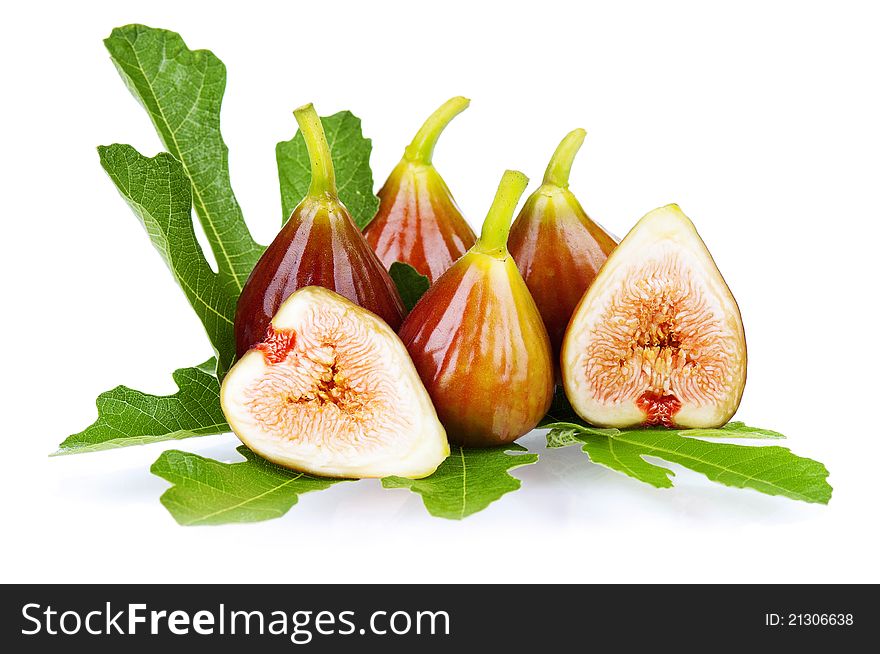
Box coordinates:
[222,286,448,479]
[255,327,297,365]
[562,204,747,429]
[636,392,683,427]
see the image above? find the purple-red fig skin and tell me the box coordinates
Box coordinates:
[508,190,616,358]
[235,198,405,358]
[364,162,476,283]
[398,252,554,447]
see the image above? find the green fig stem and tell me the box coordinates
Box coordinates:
[294,103,337,197]
[543,128,586,188]
[404,96,470,164]
[474,170,530,257]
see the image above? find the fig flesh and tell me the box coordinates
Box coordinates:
[561,204,747,428]
[363,97,476,282]
[399,170,554,446]
[235,104,405,358]
[508,129,617,358]
[222,286,449,479]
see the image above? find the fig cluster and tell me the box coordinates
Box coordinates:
[221,99,747,479]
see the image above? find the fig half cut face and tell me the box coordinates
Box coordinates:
[562,204,747,428]
[222,286,449,479]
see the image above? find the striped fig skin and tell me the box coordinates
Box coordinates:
[508,187,616,358]
[235,196,405,358]
[398,251,554,447]
[364,161,476,283]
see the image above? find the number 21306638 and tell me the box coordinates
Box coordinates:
[765,613,854,627]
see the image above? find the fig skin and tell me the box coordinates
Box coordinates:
[508,129,617,358]
[561,204,747,429]
[399,170,554,447]
[363,97,476,283]
[222,286,449,479]
[235,104,404,358]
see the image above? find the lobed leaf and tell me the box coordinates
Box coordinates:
[105,24,264,296]
[382,445,539,519]
[684,423,785,439]
[151,446,347,525]
[98,144,237,374]
[55,360,228,456]
[545,420,831,504]
[82,25,268,458]
[88,25,392,459]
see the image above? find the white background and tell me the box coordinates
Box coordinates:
[2,0,878,584]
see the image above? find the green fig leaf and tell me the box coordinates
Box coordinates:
[97,144,237,374]
[54,360,228,456]
[276,111,380,229]
[543,418,831,504]
[683,423,786,439]
[105,24,264,296]
[151,446,347,525]
[382,445,539,519]
[388,262,430,312]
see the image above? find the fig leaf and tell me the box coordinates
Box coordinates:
[151,446,347,526]
[97,145,237,374]
[150,443,538,524]
[277,111,380,229]
[105,25,264,296]
[388,262,430,312]
[382,445,539,519]
[54,360,228,456]
[85,25,391,461]
[543,417,831,504]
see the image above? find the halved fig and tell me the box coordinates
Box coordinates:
[561,204,747,428]
[222,286,449,479]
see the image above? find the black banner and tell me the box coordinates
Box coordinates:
[1,584,873,650]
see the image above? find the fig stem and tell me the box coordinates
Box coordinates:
[543,128,586,188]
[404,96,470,164]
[475,170,530,256]
[294,103,337,197]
